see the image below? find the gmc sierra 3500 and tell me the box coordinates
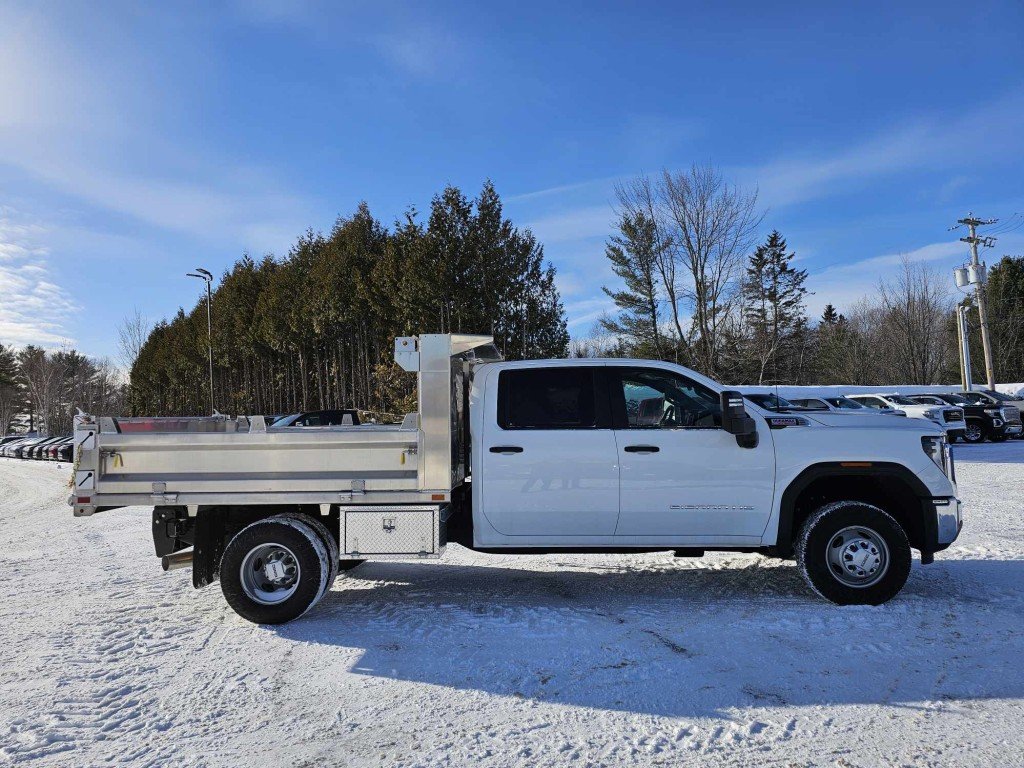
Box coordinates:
[71,334,962,624]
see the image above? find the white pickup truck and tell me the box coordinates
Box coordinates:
[71,334,962,624]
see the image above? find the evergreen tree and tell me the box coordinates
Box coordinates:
[126,181,568,417]
[740,230,809,383]
[983,256,1024,382]
[600,210,667,359]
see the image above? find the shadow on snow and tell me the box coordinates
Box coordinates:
[953,440,1024,464]
[274,553,1024,718]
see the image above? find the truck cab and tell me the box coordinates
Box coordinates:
[71,335,962,624]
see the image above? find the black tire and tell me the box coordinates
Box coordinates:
[963,420,987,444]
[279,513,339,600]
[220,515,333,624]
[796,501,912,606]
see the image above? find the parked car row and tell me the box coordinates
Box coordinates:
[742,388,1023,443]
[0,434,74,461]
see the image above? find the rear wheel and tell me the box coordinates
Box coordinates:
[221,515,335,624]
[796,501,911,605]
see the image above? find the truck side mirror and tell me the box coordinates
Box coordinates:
[720,390,758,449]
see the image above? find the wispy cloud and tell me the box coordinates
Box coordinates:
[369,26,461,78]
[0,207,77,347]
[742,92,1024,210]
[525,205,615,244]
[563,297,616,330]
[807,239,972,317]
[0,5,313,254]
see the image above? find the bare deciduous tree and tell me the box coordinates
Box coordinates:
[660,165,762,377]
[877,257,954,384]
[609,164,762,375]
[118,308,151,375]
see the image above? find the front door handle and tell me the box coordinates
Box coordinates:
[490,446,524,454]
[624,445,660,453]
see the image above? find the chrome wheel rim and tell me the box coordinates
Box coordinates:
[965,423,983,442]
[240,543,300,605]
[826,526,889,588]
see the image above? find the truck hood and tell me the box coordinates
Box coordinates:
[801,411,943,435]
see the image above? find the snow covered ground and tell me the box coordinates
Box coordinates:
[1,445,1023,768]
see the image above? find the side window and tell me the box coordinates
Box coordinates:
[858,397,883,409]
[616,368,721,429]
[498,368,597,430]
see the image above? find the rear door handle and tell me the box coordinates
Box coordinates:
[624,445,660,453]
[489,446,524,454]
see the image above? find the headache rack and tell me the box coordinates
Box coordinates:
[70,334,501,517]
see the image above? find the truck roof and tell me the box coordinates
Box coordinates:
[482,357,723,391]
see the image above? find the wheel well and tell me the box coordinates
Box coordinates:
[783,471,927,556]
[191,505,339,588]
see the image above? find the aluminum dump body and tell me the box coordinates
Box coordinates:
[71,334,501,517]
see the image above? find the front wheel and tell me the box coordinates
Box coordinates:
[221,515,337,624]
[963,421,986,443]
[796,501,911,605]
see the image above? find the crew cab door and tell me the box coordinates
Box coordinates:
[609,366,775,539]
[478,366,619,536]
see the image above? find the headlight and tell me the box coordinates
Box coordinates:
[984,408,1000,416]
[924,408,940,419]
[922,436,950,477]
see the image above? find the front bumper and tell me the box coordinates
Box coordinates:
[921,496,962,559]
[934,497,962,545]
[999,421,1022,436]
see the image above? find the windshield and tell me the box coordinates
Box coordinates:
[792,399,828,410]
[272,414,300,426]
[937,393,969,405]
[886,395,918,406]
[985,390,1014,402]
[959,392,987,404]
[826,397,865,410]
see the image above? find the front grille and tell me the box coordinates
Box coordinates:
[1003,406,1020,423]
[942,408,964,423]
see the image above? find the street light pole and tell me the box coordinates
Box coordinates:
[187,268,215,414]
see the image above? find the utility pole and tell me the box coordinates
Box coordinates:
[954,214,998,391]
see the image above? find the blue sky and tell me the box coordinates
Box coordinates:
[2,0,1023,360]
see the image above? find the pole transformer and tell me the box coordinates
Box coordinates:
[955,215,998,391]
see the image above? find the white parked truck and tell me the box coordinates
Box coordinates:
[71,334,962,624]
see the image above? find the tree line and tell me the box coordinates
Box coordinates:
[0,345,123,436]
[126,182,569,418]
[589,164,1024,387]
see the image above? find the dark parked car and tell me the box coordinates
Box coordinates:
[46,437,72,460]
[56,438,74,462]
[28,436,64,460]
[913,393,1023,443]
[11,437,46,459]
[272,409,361,427]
